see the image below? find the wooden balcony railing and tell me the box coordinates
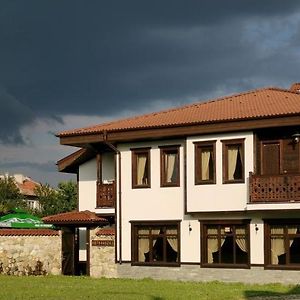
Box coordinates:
[96,181,116,208]
[249,172,300,203]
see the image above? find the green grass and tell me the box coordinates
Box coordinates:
[0,276,299,300]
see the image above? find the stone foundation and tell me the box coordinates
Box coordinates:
[117,264,300,284]
[0,230,61,276]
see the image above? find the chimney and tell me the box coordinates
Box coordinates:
[290,83,300,93]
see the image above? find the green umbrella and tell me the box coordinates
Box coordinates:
[0,209,53,229]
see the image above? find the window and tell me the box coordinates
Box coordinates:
[222,139,245,183]
[160,146,180,187]
[131,221,180,266]
[265,221,300,268]
[201,220,250,268]
[194,141,216,184]
[132,148,151,188]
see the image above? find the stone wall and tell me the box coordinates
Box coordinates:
[89,228,117,278]
[0,229,61,276]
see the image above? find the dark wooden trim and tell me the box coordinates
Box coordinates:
[131,148,151,189]
[200,219,251,269]
[86,228,90,276]
[222,138,245,184]
[200,263,250,269]
[131,220,181,266]
[264,219,300,269]
[130,220,182,224]
[76,173,79,212]
[113,151,118,264]
[181,262,201,265]
[250,263,264,267]
[194,141,216,185]
[160,145,180,187]
[199,219,251,224]
[59,116,300,146]
[184,140,187,215]
[96,153,102,183]
[118,151,122,263]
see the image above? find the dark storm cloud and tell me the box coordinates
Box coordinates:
[0,160,55,173]
[1,0,300,143]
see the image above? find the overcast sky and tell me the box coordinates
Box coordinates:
[1,0,300,186]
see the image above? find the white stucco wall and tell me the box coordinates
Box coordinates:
[118,140,195,262]
[186,132,254,212]
[78,154,115,214]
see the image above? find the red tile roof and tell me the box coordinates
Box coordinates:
[43,210,108,225]
[17,179,40,197]
[0,229,59,236]
[96,227,115,236]
[58,85,300,137]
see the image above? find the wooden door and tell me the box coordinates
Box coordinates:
[62,227,75,275]
[261,141,280,175]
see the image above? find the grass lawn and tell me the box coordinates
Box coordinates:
[0,276,300,300]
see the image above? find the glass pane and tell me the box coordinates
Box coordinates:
[207,237,218,263]
[138,237,149,262]
[166,237,178,262]
[136,153,148,185]
[138,228,149,235]
[152,237,163,262]
[164,151,178,183]
[270,226,284,235]
[166,228,177,235]
[207,227,218,235]
[227,144,242,180]
[289,237,300,264]
[201,148,213,180]
[271,236,285,265]
[220,236,234,264]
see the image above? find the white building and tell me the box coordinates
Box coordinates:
[57,83,300,279]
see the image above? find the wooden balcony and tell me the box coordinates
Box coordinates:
[249,172,300,203]
[96,181,115,208]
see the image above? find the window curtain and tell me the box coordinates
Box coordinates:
[207,228,225,263]
[166,153,176,183]
[166,229,178,252]
[227,146,238,180]
[235,227,247,252]
[270,227,285,265]
[288,226,298,247]
[138,229,149,262]
[201,150,211,180]
[137,155,147,185]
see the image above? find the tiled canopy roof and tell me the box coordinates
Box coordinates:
[43,210,108,225]
[96,227,115,236]
[0,229,59,236]
[58,85,300,137]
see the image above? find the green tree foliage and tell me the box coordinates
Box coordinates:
[0,177,25,214]
[36,181,77,217]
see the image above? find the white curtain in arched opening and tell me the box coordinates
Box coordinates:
[201,150,211,180]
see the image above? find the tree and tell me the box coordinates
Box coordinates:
[0,176,25,214]
[36,181,77,217]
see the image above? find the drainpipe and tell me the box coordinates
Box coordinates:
[102,131,122,265]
